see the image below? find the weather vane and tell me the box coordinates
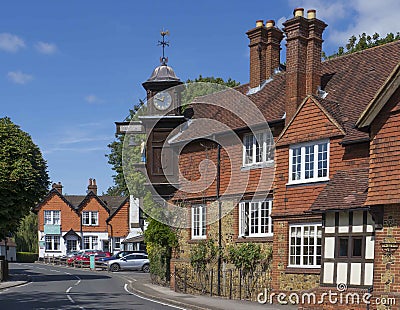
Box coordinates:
[158,29,170,64]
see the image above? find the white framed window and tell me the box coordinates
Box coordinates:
[83,236,98,250]
[239,200,273,237]
[44,210,60,225]
[82,211,99,226]
[114,237,121,250]
[289,223,322,268]
[288,140,329,184]
[45,235,60,251]
[243,131,274,166]
[191,205,206,239]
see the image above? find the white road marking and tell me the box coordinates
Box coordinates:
[67,295,75,304]
[65,272,71,275]
[74,276,81,286]
[66,287,72,293]
[124,284,187,310]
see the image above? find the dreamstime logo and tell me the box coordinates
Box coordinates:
[257,283,395,306]
[122,82,275,228]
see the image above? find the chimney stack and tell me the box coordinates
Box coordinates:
[283,8,327,125]
[87,178,98,195]
[247,19,283,88]
[52,182,63,194]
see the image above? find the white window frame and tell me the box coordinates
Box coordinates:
[44,210,61,225]
[239,200,273,237]
[82,211,99,226]
[288,140,330,185]
[191,205,206,239]
[242,131,274,166]
[288,223,322,268]
[114,237,121,250]
[45,235,60,251]
[83,236,98,250]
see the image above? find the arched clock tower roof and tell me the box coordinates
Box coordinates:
[142,30,183,92]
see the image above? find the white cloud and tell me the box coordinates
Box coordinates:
[0,33,25,52]
[35,41,57,54]
[85,94,104,104]
[7,71,33,84]
[286,0,400,50]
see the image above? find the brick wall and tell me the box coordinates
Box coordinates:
[80,197,109,232]
[108,201,130,237]
[38,193,80,232]
[368,87,400,205]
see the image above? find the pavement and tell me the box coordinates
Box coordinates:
[1,262,295,310]
[0,273,29,290]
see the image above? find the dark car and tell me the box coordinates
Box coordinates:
[98,250,146,262]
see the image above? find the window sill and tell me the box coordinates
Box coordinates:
[241,161,274,171]
[286,177,329,186]
[188,238,207,244]
[235,236,273,243]
[45,250,62,253]
[82,224,99,227]
[285,267,320,274]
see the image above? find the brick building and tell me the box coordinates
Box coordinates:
[136,6,400,308]
[34,179,146,258]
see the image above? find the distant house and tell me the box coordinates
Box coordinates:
[34,179,146,258]
[0,238,17,261]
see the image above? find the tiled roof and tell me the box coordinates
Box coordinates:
[63,195,127,213]
[311,168,368,212]
[64,195,86,208]
[174,41,400,143]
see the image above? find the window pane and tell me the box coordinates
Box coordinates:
[305,146,314,179]
[260,201,269,234]
[352,238,362,257]
[53,211,60,225]
[292,148,302,180]
[244,135,253,164]
[318,143,328,177]
[91,212,98,225]
[255,133,264,163]
[250,203,259,234]
[339,238,349,257]
[266,133,274,161]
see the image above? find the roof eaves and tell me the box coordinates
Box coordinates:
[356,62,400,128]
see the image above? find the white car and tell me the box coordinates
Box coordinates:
[107,253,150,272]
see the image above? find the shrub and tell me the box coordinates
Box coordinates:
[17,252,38,263]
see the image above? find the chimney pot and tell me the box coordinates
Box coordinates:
[87,178,97,195]
[52,182,63,194]
[266,20,275,28]
[307,9,316,19]
[256,20,264,27]
[293,8,304,17]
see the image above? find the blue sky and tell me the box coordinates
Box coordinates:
[1,0,399,195]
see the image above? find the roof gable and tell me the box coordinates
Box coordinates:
[77,191,110,214]
[276,95,345,146]
[356,62,400,128]
[34,188,77,213]
[106,196,130,222]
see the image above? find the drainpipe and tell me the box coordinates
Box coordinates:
[217,144,222,296]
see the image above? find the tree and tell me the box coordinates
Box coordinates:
[0,117,49,239]
[322,32,400,60]
[14,212,38,253]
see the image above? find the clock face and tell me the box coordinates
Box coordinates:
[154,91,172,111]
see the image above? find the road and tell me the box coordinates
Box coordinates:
[0,262,183,310]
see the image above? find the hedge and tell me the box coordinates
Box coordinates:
[17,252,38,263]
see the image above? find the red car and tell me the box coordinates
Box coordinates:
[67,250,97,265]
[75,251,112,265]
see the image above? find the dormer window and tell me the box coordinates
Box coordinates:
[243,131,274,166]
[288,140,329,184]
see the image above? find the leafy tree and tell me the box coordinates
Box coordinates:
[322,32,400,60]
[0,117,49,239]
[14,212,38,253]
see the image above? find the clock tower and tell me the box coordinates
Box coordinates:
[140,31,186,199]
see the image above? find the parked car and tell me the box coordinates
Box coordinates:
[98,250,146,262]
[77,251,112,265]
[107,253,149,272]
[66,250,97,265]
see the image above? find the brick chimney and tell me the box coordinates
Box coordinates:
[306,9,327,95]
[247,19,283,88]
[52,182,63,194]
[283,8,327,125]
[87,178,97,195]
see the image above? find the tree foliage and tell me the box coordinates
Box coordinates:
[227,243,271,275]
[189,239,217,272]
[323,32,400,60]
[14,212,38,252]
[0,117,49,238]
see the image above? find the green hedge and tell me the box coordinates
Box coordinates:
[17,252,38,263]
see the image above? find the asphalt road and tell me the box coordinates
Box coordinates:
[0,262,182,310]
